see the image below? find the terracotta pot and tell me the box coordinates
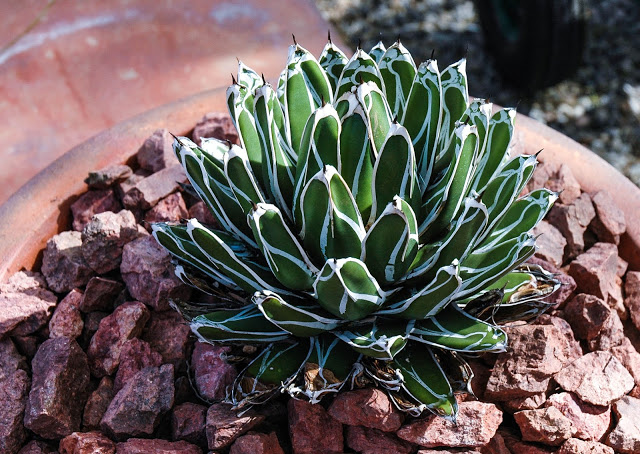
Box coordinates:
[1,93,638,282]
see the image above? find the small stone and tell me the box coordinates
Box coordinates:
[611,338,640,386]
[568,243,621,312]
[230,432,284,454]
[502,393,547,413]
[557,438,614,454]
[115,170,150,201]
[191,342,237,401]
[554,351,634,406]
[481,432,510,454]
[527,257,576,308]
[100,364,175,440]
[206,403,265,451]
[85,164,133,190]
[24,338,90,439]
[327,388,404,432]
[563,294,614,341]
[0,369,30,454]
[143,310,192,372]
[87,301,150,377]
[71,189,121,232]
[545,392,611,441]
[113,338,162,393]
[12,335,38,358]
[81,210,140,274]
[79,311,108,349]
[617,256,629,277]
[624,271,640,332]
[42,231,95,293]
[49,289,84,339]
[115,438,202,454]
[346,426,414,454]
[17,441,56,454]
[136,129,176,172]
[192,112,238,145]
[589,190,626,245]
[82,376,114,430]
[515,406,576,446]
[80,277,124,313]
[606,396,640,453]
[188,201,218,226]
[288,399,343,454]
[0,338,27,381]
[0,272,57,338]
[171,402,207,446]
[58,431,115,454]
[122,164,187,210]
[532,220,567,267]
[547,193,595,260]
[121,235,191,311]
[546,164,582,205]
[534,315,583,360]
[144,192,189,226]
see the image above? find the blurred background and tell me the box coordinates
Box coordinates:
[2,0,639,205]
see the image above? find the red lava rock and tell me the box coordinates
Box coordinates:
[589,190,626,245]
[532,220,567,267]
[481,432,510,454]
[192,112,239,146]
[327,388,404,432]
[144,192,189,226]
[563,293,625,351]
[0,271,57,338]
[0,338,27,380]
[87,301,150,377]
[545,163,582,205]
[143,310,192,372]
[80,277,124,313]
[611,338,640,385]
[49,289,84,339]
[115,438,202,454]
[82,376,114,430]
[120,235,191,311]
[0,369,30,454]
[288,399,343,454]
[113,338,162,393]
[545,392,611,441]
[100,364,175,440]
[485,323,579,400]
[547,192,595,260]
[122,164,187,210]
[17,440,56,454]
[515,406,576,446]
[85,164,133,190]
[206,403,265,451]
[557,438,614,454]
[41,231,95,293]
[12,335,38,358]
[81,210,140,274]
[397,401,502,448]
[79,311,108,349]
[503,438,556,454]
[526,257,576,308]
[58,431,115,454]
[71,189,122,232]
[534,315,583,360]
[554,351,634,406]
[624,271,640,332]
[191,342,237,401]
[115,169,151,201]
[502,392,547,413]
[171,402,207,446]
[346,425,414,454]
[188,201,218,226]
[418,450,481,454]
[24,338,90,439]
[230,431,284,454]
[136,128,176,172]
[606,396,640,453]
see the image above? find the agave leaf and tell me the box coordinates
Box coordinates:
[248,203,318,290]
[254,291,343,336]
[299,166,365,262]
[377,262,461,319]
[237,60,263,93]
[361,197,419,285]
[402,60,442,192]
[461,99,493,158]
[334,318,415,360]
[319,40,349,95]
[368,41,387,64]
[173,263,220,295]
[378,41,417,119]
[355,82,393,158]
[434,349,475,395]
[276,68,287,105]
[223,144,266,213]
[313,257,386,321]
[437,58,469,151]
[410,303,507,352]
[335,48,385,99]
[191,305,291,343]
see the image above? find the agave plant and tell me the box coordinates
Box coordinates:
[152,36,560,419]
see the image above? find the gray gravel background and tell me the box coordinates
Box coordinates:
[315,0,640,186]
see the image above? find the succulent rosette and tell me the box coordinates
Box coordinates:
[152,36,560,419]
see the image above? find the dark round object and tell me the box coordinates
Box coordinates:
[474,0,587,91]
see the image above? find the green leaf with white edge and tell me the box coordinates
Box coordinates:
[437,58,469,151]
[173,137,256,246]
[391,344,457,419]
[378,41,417,120]
[244,339,313,386]
[236,60,263,93]
[377,261,461,319]
[335,48,385,99]
[468,108,516,194]
[369,123,421,225]
[410,303,507,352]
[369,41,386,64]
[191,305,290,343]
[254,290,343,336]
[402,59,442,193]
[299,166,365,262]
[313,257,386,321]
[253,84,296,219]
[461,99,492,159]
[248,203,318,290]
[293,104,341,225]
[356,82,393,158]
[284,44,333,155]
[334,318,415,360]
[361,197,419,285]
[223,144,266,213]
[276,68,287,106]
[319,40,348,95]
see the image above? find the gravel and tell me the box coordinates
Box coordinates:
[315,0,640,186]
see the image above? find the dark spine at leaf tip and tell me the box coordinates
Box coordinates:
[327,29,331,43]
[430,48,435,60]
[292,33,297,45]
[231,73,237,85]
